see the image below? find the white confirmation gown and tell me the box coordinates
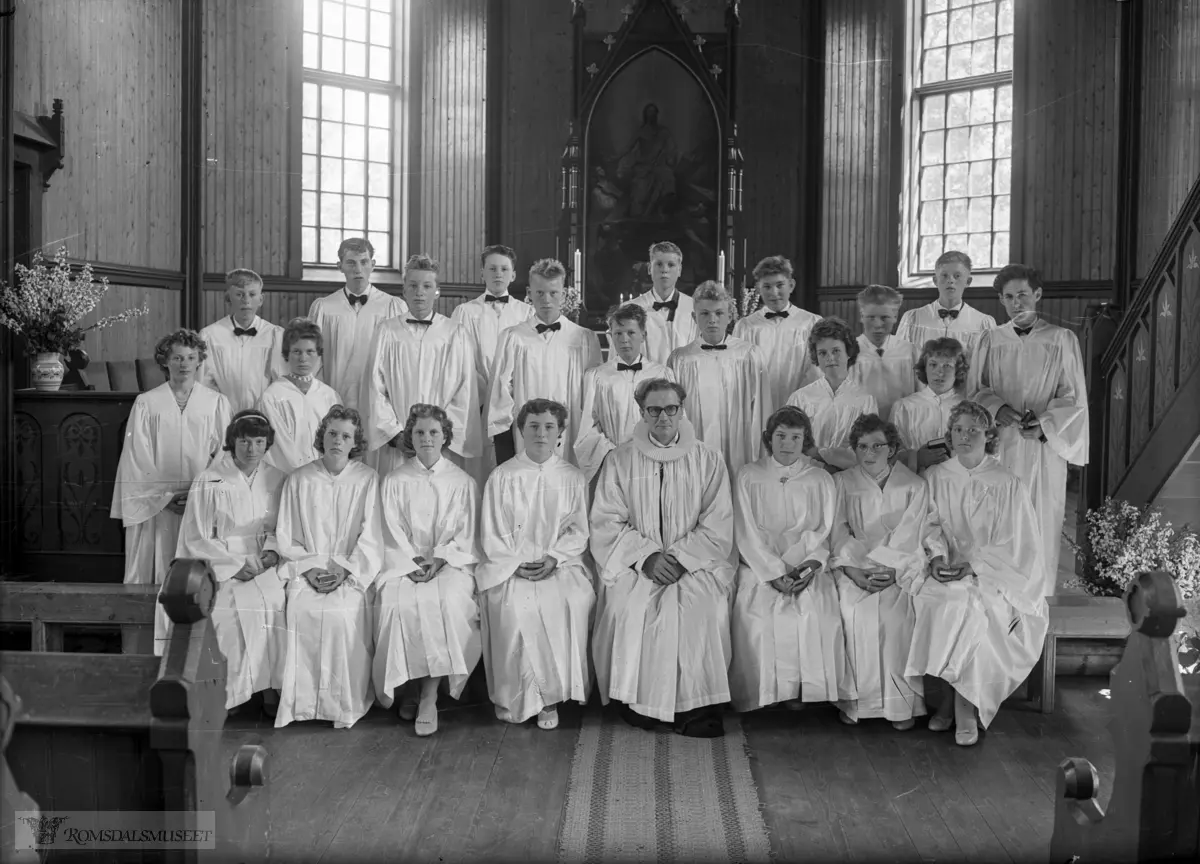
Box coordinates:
[590,421,735,722]
[257,377,343,475]
[730,454,854,711]
[787,377,879,469]
[830,462,932,722]
[849,334,920,421]
[905,455,1049,728]
[197,315,286,414]
[477,452,595,722]
[732,304,823,412]
[176,453,288,709]
[273,459,384,729]
[573,356,674,483]
[110,382,231,654]
[373,456,481,705]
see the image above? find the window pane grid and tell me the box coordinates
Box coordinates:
[303,1,398,267]
[920,0,1012,86]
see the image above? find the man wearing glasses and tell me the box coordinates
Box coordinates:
[589,378,736,738]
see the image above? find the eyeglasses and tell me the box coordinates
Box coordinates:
[644,405,681,417]
[855,442,891,454]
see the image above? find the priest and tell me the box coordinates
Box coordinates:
[590,378,735,738]
[476,399,596,731]
[486,258,602,466]
[198,269,285,413]
[970,264,1089,596]
[574,303,674,484]
[667,281,769,478]
[362,253,480,476]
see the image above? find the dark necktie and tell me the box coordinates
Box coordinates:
[407,318,433,327]
[536,322,561,334]
[233,326,257,338]
[485,294,509,304]
[653,299,678,321]
[938,308,960,320]
[617,362,642,372]
[1014,325,1033,337]
[701,343,726,351]
[765,310,789,320]
[346,292,368,308]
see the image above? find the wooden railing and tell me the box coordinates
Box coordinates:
[1098,173,1200,506]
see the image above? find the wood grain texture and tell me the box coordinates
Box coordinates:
[201,0,294,276]
[1016,0,1120,281]
[1135,0,1200,278]
[820,0,898,287]
[418,0,488,283]
[12,0,182,271]
[76,283,180,363]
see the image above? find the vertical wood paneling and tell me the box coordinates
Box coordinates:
[498,0,573,281]
[12,0,182,271]
[201,0,293,276]
[200,285,473,328]
[1135,0,1200,278]
[819,0,897,287]
[420,0,488,283]
[76,285,180,364]
[1016,0,1120,281]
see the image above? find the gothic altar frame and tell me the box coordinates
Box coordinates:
[559,0,745,328]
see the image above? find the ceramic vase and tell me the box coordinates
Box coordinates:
[31,352,65,391]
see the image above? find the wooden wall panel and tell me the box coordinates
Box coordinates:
[1135,0,1200,278]
[418,0,487,283]
[12,0,182,271]
[817,289,1099,336]
[497,0,573,282]
[201,0,294,276]
[1016,0,1120,281]
[820,0,898,287]
[77,284,180,364]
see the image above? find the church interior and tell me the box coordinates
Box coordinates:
[1,0,1199,861]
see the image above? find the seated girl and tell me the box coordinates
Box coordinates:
[905,401,1049,746]
[830,414,933,729]
[786,318,878,472]
[177,410,287,715]
[373,404,482,737]
[890,337,968,474]
[273,405,384,729]
[729,406,854,712]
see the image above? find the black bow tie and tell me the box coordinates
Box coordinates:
[701,343,726,351]
[652,298,678,321]
[233,326,257,338]
[1014,324,1033,337]
[536,322,561,334]
[346,292,368,307]
[407,318,433,327]
[617,362,642,372]
[875,347,885,356]
[938,308,960,320]
[485,294,509,304]
[765,310,789,320]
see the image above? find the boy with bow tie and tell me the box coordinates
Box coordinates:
[198,269,285,413]
[848,284,920,420]
[630,240,697,363]
[896,250,997,359]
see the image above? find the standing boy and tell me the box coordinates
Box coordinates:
[849,285,919,421]
[631,241,696,363]
[896,250,996,359]
[198,269,285,413]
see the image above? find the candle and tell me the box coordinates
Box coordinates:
[717,251,725,286]
[574,248,583,289]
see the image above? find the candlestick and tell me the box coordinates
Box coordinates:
[574,248,583,289]
[717,251,725,287]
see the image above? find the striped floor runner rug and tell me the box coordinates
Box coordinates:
[556,710,772,864]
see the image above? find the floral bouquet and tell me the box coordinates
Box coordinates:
[736,277,762,321]
[562,279,583,323]
[0,246,149,357]
[1065,497,1200,671]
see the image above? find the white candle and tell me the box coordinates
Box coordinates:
[717,251,725,286]
[575,248,583,289]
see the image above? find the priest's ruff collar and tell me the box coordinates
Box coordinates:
[631,418,698,463]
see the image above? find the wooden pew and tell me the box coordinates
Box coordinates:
[1,559,271,863]
[1049,571,1200,863]
[0,581,158,653]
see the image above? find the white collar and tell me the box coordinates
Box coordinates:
[649,430,681,449]
[935,299,963,312]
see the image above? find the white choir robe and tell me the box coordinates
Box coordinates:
[485,316,603,466]
[830,463,933,721]
[272,459,384,729]
[905,456,1049,728]
[373,457,481,705]
[631,289,697,364]
[574,355,674,483]
[590,422,735,722]
[451,292,536,486]
[896,300,997,360]
[476,453,595,722]
[890,387,965,474]
[730,455,854,712]
[971,319,1090,595]
[198,316,286,414]
[786,377,879,469]
[307,285,408,412]
[849,334,919,421]
[667,337,769,478]
[257,377,343,474]
[732,304,823,412]
[176,454,288,709]
[110,383,231,654]
[362,313,481,476]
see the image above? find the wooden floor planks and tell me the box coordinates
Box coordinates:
[220,678,1114,863]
